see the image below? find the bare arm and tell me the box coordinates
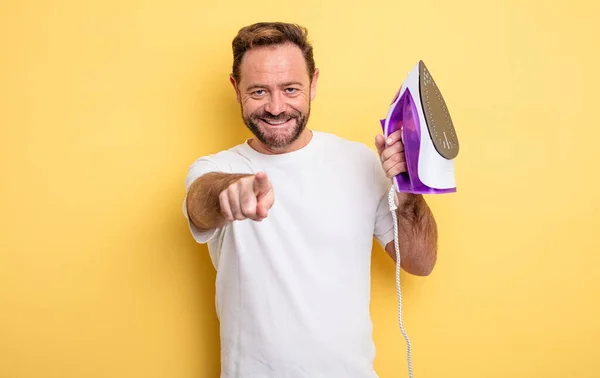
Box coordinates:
[186,171,274,232]
[385,192,438,276]
[186,172,251,231]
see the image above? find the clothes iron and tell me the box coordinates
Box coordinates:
[380,60,459,194]
[382,61,460,377]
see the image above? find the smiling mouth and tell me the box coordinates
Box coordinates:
[260,118,293,126]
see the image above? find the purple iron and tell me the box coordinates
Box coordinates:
[381,60,459,194]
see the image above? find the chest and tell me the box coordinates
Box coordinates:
[264,160,378,248]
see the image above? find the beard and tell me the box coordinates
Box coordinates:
[242,104,310,149]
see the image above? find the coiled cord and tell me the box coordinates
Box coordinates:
[388,185,413,378]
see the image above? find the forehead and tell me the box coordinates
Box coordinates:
[238,43,309,87]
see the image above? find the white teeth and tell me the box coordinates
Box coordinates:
[264,119,289,125]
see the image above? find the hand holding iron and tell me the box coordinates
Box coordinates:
[375,129,407,178]
[219,172,274,222]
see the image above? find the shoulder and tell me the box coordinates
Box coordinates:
[184,142,256,188]
[187,141,256,169]
[314,131,387,191]
[315,130,380,167]
[315,131,377,157]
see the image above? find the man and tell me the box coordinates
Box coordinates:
[183,22,438,377]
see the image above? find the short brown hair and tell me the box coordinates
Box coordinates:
[231,22,316,84]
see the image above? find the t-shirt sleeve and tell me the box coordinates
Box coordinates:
[372,153,395,249]
[182,156,223,244]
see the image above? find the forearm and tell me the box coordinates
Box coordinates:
[393,193,438,275]
[186,172,252,231]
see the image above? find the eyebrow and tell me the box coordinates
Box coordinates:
[246,82,304,91]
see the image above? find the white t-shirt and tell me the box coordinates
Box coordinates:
[183,130,395,378]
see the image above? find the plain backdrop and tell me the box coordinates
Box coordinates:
[1,0,599,377]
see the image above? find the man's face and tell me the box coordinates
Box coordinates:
[231,43,318,150]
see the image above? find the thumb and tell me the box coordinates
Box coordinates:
[253,171,271,198]
[375,134,386,157]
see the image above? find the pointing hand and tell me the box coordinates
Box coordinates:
[219,172,275,222]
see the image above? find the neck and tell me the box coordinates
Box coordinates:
[249,129,313,155]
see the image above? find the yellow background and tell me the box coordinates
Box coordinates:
[1,0,599,377]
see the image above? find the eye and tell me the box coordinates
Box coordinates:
[285,88,298,94]
[254,89,266,96]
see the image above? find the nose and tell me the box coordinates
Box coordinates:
[264,92,286,116]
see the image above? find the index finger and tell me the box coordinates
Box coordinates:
[385,129,403,146]
[253,172,271,197]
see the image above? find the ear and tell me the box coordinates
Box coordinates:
[230,74,241,103]
[310,68,320,101]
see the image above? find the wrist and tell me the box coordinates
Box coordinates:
[395,191,423,211]
[394,191,411,207]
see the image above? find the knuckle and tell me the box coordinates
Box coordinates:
[219,190,229,204]
[232,206,245,219]
[227,184,237,196]
[242,204,255,217]
[235,180,245,191]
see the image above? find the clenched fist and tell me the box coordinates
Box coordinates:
[375,129,406,178]
[219,172,275,222]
